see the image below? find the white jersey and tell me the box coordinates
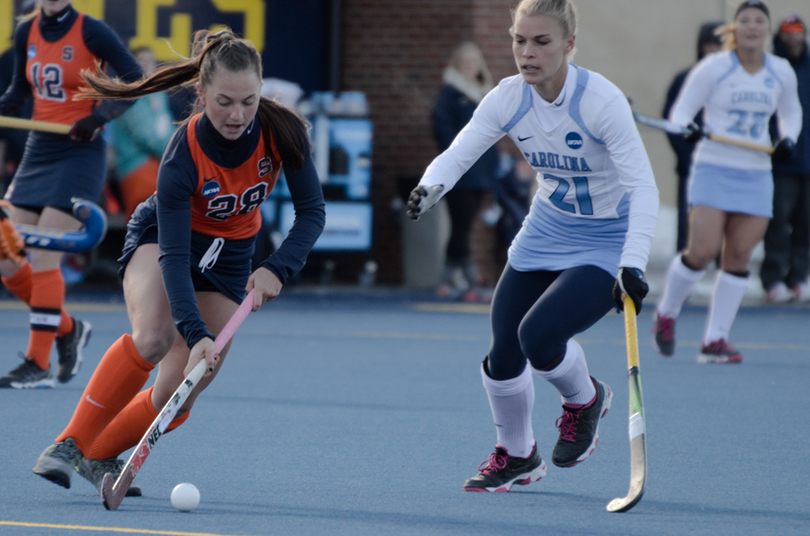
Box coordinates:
[670,50,802,171]
[419,64,659,273]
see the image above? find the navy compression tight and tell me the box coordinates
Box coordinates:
[487,264,616,381]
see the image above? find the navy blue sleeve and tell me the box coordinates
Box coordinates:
[433,86,469,152]
[82,16,143,123]
[156,126,215,349]
[261,149,325,284]
[0,20,34,116]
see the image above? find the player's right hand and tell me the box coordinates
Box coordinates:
[613,267,648,315]
[406,184,444,220]
[186,336,217,377]
[69,115,104,142]
[682,122,702,144]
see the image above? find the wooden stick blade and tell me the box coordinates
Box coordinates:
[607,430,647,512]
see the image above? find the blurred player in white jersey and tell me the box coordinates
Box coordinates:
[407,0,658,492]
[654,0,802,364]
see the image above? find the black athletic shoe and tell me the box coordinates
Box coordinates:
[56,318,91,383]
[552,377,612,468]
[463,443,547,492]
[33,438,83,488]
[0,356,54,389]
[77,457,142,497]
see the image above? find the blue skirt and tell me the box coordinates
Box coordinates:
[119,196,255,305]
[6,132,107,211]
[688,162,773,218]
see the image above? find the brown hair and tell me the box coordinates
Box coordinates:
[78,29,310,170]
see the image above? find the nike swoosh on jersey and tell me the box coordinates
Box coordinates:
[518,135,534,142]
[203,175,218,183]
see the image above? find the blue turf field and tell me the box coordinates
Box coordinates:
[0,289,808,536]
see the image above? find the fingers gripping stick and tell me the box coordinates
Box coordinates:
[0,202,26,265]
[406,184,444,220]
[100,290,255,510]
[15,198,108,253]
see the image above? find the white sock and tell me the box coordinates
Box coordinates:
[704,271,749,344]
[657,254,707,318]
[481,361,534,459]
[531,339,595,406]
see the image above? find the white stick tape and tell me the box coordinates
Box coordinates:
[629,412,644,440]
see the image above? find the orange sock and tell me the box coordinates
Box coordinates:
[57,334,154,455]
[89,386,191,460]
[1,263,74,339]
[26,270,66,369]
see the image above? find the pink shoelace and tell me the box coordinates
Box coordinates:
[556,407,583,443]
[478,451,508,475]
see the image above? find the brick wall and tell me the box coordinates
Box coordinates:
[342,0,517,286]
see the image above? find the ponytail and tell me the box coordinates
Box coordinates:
[77,29,311,171]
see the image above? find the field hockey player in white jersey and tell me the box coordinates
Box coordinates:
[653,0,802,364]
[407,0,658,492]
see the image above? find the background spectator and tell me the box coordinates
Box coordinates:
[432,41,500,301]
[108,47,174,220]
[663,21,723,252]
[760,13,810,303]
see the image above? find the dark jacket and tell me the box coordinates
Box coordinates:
[432,84,498,191]
[772,37,810,176]
[663,69,698,178]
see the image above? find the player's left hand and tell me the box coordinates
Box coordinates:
[772,138,795,162]
[69,115,104,142]
[246,266,282,311]
[613,267,648,315]
[185,336,216,377]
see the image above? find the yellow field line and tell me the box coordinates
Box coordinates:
[0,521,254,536]
[412,302,489,314]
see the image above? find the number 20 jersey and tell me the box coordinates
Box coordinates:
[25,12,97,125]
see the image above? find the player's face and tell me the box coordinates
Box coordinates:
[734,8,770,51]
[41,0,71,16]
[512,13,575,97]
[199,69,262,141]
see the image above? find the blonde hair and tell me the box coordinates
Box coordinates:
[510,0,578,39]
[446,42,493,89]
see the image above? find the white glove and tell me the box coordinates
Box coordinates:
[406,185,444,220]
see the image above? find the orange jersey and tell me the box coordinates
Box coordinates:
[26,13,99,125]
[186,114,281,240]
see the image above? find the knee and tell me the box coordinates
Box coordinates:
[517,323,560,369]
[682,249,714,271]
[131,328,176,363]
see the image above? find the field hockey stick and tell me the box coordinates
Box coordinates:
[3,198,108,253]
[606,295,647,513]
[101,290,255,510]
[0,115,71,135]
[632,110,775,154]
